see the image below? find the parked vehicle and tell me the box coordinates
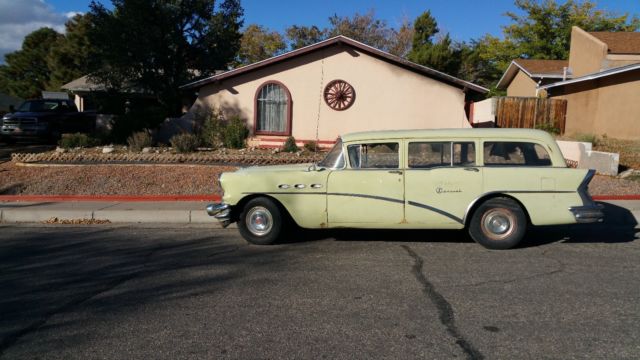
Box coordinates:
[207,129,603,249]
[1,99,95,143]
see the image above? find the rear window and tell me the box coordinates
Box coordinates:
[408,142,476,168]
[483,142,551,166]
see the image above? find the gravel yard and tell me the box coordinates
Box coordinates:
[0,161,638,196]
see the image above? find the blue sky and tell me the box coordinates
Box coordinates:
[1,0,639,62]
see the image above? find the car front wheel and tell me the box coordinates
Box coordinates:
[469,197,527,250]
[237,197,284,245]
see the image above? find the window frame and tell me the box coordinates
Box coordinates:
[482,140,553,167]
[407,141,477,169]
[253,80,292,136]
[346,142,400,170]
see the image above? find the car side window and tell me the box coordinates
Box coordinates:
[347,142,399,169]
[408,142,475,168]
[483,142,551,166]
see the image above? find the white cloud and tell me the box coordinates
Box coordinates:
[0,0,73,62]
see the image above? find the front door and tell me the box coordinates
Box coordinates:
[327,141,404,225]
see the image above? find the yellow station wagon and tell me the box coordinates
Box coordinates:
[207,129,603,249]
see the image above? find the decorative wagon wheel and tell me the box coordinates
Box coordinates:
[324,80,356,111]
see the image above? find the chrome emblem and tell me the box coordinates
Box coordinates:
[278,184,290,189]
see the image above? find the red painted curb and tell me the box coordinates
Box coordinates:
[0,194,222,202]
[593,195,640,201]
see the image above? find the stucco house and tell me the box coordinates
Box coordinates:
[496,59,570,97]
[541,27,640,140]
[181,36,487,148]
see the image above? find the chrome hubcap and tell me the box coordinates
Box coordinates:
[246,206,273,236]
[482,209,515,240]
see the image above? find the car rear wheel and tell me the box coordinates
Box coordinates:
[237,197,284,245]
[469,197,526,250]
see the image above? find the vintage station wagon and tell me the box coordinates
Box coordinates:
[207,129,603,249]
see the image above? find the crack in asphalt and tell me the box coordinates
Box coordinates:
[401,245,484,360]
[0,241,242,358]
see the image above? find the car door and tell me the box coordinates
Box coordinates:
[404,140,482,229]
[327,141,404,225]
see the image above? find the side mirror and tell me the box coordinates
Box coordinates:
[8,105,15,113]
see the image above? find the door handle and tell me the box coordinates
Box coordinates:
[388,170,403,175]
[464,167,480,172]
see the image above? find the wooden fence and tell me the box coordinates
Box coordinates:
[495,97,567,134]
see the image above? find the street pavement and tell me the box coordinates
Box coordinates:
[0,219,638,359]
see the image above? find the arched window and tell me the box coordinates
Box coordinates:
[254,81,291,135]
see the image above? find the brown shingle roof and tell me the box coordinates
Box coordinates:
[589,32,640,54]
[513,59,569,75]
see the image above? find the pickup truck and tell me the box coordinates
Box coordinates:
[1,99,96,143]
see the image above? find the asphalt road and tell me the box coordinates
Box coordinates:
[0,219,639,359]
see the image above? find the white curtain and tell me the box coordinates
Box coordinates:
[257,83,288,132]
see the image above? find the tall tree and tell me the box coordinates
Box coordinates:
[87,0,244,115]
[408,11,460,75]
[326,10,393,51]
[1,28,62,99]
[387,18,414,58]
[47,13,96,90]
[285,25,327,50]
[236,24,286,65]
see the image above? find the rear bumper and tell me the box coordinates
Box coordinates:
[569,204,604,223]
[206,203,232,228]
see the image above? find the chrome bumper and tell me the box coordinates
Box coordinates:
[569,204,604,223]
[206,203,232,228]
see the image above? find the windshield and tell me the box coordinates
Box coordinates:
[17,100,62,112]
[318,139,345,169]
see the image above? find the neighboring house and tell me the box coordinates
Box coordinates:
[61,75,153,112]
[496,59,570,97]
[0,92,23,114]
[541,27,640,140]
[181,35,487,148]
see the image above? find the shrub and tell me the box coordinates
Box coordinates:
[304,140,318,152]
[58,133,100,149]
[282,136,299,152]
[197,108,224,149]
[170,133,199,153]
[534,122,561,135]
[222,116,249,149]
[127,130,153,152]
[575,133,598,146]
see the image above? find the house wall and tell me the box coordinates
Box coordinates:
[553,70,640,140]
[569,27,608,77]
[603,54,640,70]
[192,46,470,145]
[506,70,538,97]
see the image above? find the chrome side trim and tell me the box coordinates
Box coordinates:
[407,201,463,224]
[569,204,604,223]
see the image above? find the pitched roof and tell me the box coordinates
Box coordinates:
[540,62,640,90]
[61,75,105,92]
[180,35,488,94]
[589,31,640,54]
[496,59,569,89]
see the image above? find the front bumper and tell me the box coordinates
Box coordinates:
[569,204,604,223]
[206,203,232,228]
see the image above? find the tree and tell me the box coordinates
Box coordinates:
[327,10,393,51]
[47,13,96,90]
[387,18,414,58]
[236,24,286,65]
[87,0,244,116]
[1,28,62,99]
[285,25,327,50]
[407,11,460,75]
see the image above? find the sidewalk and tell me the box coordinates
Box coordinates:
[1,198,639,226]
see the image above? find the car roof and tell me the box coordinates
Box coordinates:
[340,128,555,143]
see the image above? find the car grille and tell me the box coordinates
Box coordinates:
[3,117,37,126]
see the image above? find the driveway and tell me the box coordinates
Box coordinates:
[0,222,638,359]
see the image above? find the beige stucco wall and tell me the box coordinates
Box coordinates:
[554,70,640,140]
[569,27,608,77]
[506,70,539,97]
[191,46,471,143]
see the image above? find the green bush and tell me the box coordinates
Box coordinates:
[304,140,318,152]
[282,136,299,152]
[197,108,224,149]
[222,116,249,149]
[534,122,561,135]
[170,133,199,153]
[127,130,153,152]
[575,133,599,146]
[58,133,100,149]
